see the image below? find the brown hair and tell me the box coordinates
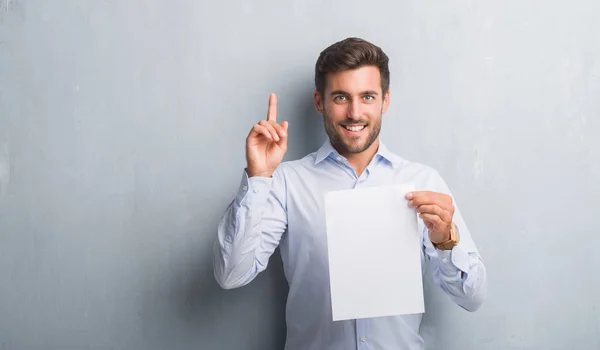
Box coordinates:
[314,37,390,97]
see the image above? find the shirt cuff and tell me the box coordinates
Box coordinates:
[435,244,470,276]
[234,169,273,207]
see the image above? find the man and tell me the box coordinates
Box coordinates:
[213,37,487,350]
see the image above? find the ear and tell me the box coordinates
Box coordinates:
[382,89,391,114]
[313,89,324,115]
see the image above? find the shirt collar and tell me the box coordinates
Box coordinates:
[314,138,400,169]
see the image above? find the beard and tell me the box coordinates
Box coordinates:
[323,111,382,155]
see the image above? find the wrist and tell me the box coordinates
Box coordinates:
[431,229,451,244]
[245,168,273,178]
[432,222,459,251]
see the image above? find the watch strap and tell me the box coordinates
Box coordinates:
[432,221,459,251]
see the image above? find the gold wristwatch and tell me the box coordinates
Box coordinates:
[432,222,460,250]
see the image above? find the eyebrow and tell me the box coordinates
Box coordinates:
[330,90,380,96]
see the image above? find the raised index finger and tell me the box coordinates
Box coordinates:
[267,93,277,122]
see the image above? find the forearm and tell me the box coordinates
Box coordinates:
[431,245,487,311]
[213,170,286,289]
[213,201,261,289]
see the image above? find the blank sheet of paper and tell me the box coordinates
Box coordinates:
[324,184,424,321]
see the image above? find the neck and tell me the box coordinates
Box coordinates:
[337,138,380,178]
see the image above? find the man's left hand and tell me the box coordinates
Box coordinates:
[406,191,455,244]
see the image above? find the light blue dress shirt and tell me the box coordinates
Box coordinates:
[214,138,486,350]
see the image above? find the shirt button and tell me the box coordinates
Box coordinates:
[361,336,367,342]
[253,188,259,193]
[242,186,248,191]
[336,156,342,161]
[442,258,448,263]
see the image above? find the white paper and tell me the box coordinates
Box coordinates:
[324,184,424,321]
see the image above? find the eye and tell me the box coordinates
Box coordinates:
[334,95,347,101]
[363,95,375,101]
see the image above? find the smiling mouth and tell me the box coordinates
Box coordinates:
[342,125,366,132]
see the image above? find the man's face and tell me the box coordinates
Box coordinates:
[314,65,390,156]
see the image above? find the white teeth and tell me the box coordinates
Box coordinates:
[344,125,365,132]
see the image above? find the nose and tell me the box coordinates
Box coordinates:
[347,99,362,121]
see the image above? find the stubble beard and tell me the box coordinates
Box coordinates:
[323,110,382,155]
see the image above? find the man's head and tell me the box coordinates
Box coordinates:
[313,38,391,157]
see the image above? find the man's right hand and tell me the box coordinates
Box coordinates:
[245,93,289,178]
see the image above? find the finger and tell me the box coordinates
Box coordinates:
[269,120,286,138]
[423,220,434,230]
[417,191,452,206]
[267,93,277,122]
[416,204,442,216]
[277,121,289,145]
[249,124,273,141]
[259,120,280,141]
[408,193,453,211]
[268,121,286,146]
[419,213,445,229]
[407,193,432,208]
[406,191,432,200]
[416,205,452,224]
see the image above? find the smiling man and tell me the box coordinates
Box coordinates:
[213,37,487,350]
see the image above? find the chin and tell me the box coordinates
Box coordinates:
[339,139,371,154]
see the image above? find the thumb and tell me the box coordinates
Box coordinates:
[278,121,289,147]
